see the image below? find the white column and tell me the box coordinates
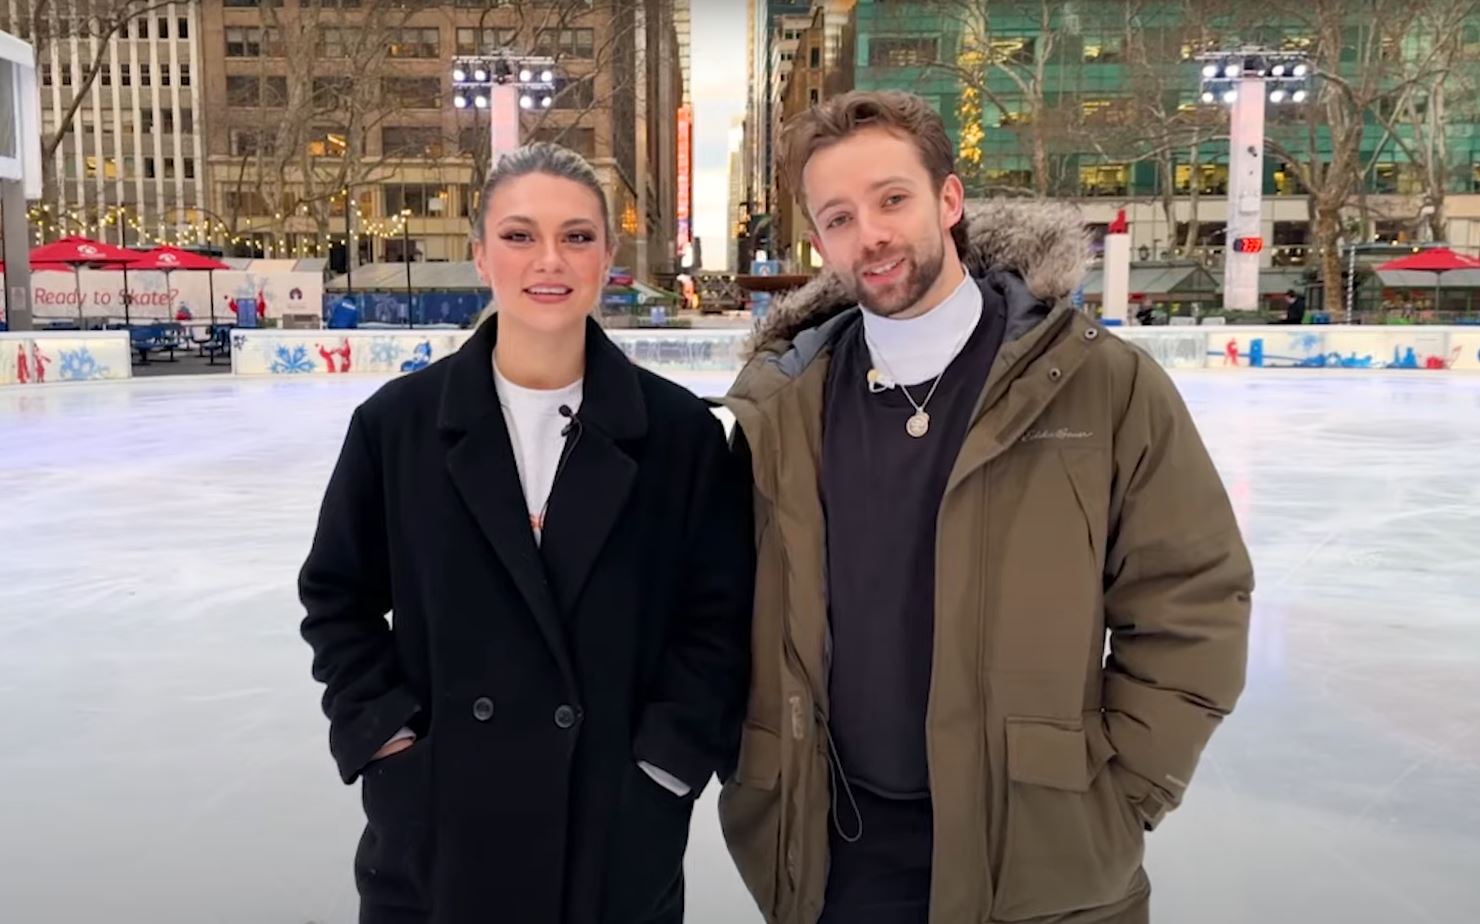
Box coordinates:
[488,84,520,160]
[1222,75,1266,311]
[1103,232,1130,325]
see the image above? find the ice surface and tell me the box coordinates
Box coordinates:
[1,370,1478,924]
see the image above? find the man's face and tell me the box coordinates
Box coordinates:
[803,126,964,319]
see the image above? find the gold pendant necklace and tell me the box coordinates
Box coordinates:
[865,329,970,439]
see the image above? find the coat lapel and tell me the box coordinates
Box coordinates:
[539,320,647,615]
[439,318,576,694]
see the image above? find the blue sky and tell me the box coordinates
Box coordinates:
[689,1,747,270]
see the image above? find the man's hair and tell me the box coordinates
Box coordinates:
[778,90,968,258]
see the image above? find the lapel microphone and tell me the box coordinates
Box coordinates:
[558,404,581,438]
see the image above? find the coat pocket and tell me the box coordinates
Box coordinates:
[719,722,783,920]
[356,740,434,912]
[991,717,1144,922]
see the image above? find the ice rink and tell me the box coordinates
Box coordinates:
[2,369,1478,924]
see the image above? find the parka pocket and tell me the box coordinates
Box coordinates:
[355,740,434,911]
[991,717,1144,922]
[720,722,783,920]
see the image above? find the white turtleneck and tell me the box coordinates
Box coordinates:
[862,272,982,387]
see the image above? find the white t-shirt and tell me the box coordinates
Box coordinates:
[492,360,583,545]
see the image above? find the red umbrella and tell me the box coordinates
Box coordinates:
[1378,247,1480,312]
[29,237,142,326]
[1377,247,1480,272]
[125,247,231,327]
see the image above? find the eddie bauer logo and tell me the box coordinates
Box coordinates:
[1021,427,1093,443]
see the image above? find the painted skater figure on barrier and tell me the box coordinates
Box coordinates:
[299,142,753,924]
[718,90,1254,924]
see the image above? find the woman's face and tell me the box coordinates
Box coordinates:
[473,172,613,335]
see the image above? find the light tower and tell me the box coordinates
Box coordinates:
[451,52,559,161]
[1197,48,1312,311]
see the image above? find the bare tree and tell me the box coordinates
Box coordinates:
[1258,0,1455,308]
[222,0,418,256]
[917,0,1071,197]
[1369,0,1480,243]
[1,0,183,203]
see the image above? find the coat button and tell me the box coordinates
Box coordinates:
[472,697,494,722]
[1048,367,1063,381]
[554,704,579,729]
[1085,327,1099,340]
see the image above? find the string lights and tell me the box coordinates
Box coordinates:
[25,187,427,258]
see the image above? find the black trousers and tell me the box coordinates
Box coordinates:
[818,788,933,924]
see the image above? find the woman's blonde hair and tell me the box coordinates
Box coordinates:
[470,141,614,246]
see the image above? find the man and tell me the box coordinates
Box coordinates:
[1282,288,1307,324]
[718,90,1253,924]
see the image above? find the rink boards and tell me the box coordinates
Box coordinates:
[226,324,1480,377]
[6,325,1480,387]
[0,331,131,386]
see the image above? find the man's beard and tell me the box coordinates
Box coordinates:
[850,236,945,318]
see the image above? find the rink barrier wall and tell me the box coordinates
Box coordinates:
[229,327,754,377]
[231,324,1480,377]
[0,331,132,386]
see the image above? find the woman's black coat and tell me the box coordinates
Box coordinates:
[299,317,754,924]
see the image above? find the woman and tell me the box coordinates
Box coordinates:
[299,143,753,924]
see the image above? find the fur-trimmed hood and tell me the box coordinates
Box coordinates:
[749,199,1090,357]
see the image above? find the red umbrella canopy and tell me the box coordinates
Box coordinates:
[1,261,74,273]
[1377,247,1480,273]
[128,246,230,272]
[30,236,142,266]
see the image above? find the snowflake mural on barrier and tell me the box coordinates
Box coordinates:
[269,344,316,374]
[57,347,110,381]
[366,337,405,370]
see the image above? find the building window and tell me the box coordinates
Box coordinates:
[140,64,151,86]
[184,159,196,180]
[1174,163,1229,195]
[264,77,288,106]
[133,17,148,39]
[313,77,354,106]
[178,18,189,40]
[231,130,274,156]
[458,125,488,157]
[320,28,364,57]
[1079,164,1128,197]
[40,63,52,86]
[225,190,271,215]
[180,64,190,87]
[455,28,515,56]
[382,126,446,158]
[868,37,937,68]
[387,27,440,59]
[383,77,441,109]
[158,17,169,40]
[100,67,111,87]
[384,183,451,218]
[144,157,157,179]
[551,76,594,110]
[308,130,349,158]
[535,28,595,59]
[227,75,260,106]
[1083,37,1123,63]
[161,65,171,87]
[810,46,820,67]
[989,37,1035,64]
[809,88,819,104]
[225,27,279,57]
[119,64,130,87]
